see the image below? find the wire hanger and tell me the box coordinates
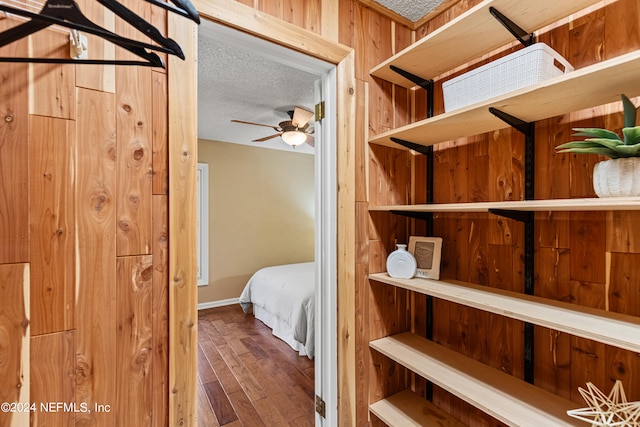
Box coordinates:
[0,0,200,66]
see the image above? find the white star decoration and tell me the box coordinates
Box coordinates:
[567,381,640,426]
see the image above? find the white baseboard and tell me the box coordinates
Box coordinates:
[198,298,239,311]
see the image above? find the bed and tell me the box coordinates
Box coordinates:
[239,262,315,358]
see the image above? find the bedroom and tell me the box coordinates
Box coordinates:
[196,19,322,425]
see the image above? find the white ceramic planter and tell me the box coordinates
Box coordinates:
[593,157,640,197]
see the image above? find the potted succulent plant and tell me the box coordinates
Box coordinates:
[555,94,640,197]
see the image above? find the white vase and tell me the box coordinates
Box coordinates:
[593,157,640,197]
[386,244,417,279]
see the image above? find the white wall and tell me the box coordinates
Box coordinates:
[197,139,315,304]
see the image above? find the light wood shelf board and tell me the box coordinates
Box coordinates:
[369,50,640,149]
[370,0,601,87]
[369,333,584,426]
[369,273,640,353]
[369,197,640,213]
[369,390,466,427]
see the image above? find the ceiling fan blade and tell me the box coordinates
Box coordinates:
[231,119,280,132]
[304,133,315,147]
[253,133,281,142]
[291,107,314,127]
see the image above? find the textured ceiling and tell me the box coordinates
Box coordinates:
[198,21,318,155]
[372,0,447,22]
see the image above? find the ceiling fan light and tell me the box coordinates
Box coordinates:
[281,130,307,146]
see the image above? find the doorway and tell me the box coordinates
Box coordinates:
[167,2,355,425]
[196,19,335,424]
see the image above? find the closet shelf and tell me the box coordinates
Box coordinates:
[369,197,640,213]
[369,50,640,150]
[369,390,466,427]
[369,273,640,353]
[370,0,600,88]
[370,333,583,426]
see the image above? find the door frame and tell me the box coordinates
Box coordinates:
[167,1,356,425]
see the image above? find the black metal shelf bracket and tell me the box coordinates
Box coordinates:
[389,137,432,156]
[489,7,534,48]
[489,107,533,135]
[389,65,434,91]
[488,107,535,384]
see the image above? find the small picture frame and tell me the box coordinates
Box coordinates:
[408,236,443,280]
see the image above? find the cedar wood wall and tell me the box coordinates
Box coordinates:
[1,0,639,426]
[0,0,171,424]
[349,0,640,426]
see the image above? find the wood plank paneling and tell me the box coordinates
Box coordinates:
[570,211,606,283]
[114,0,154,257]
[0,20,29,264]
[0,263,30,427]
[0,264,31,427]
[368,145,412,207]
[116,255,154,426]
[606,344,640,400]
[534,325,572,400]
[115,64,153,256]
[30,331,75,427]
[607,211,640,254]
[355,79,369,203]
[28,29,75,119]
[256,0,322,33]
[75,87,117,426]
[28,116,75,336]
[604,0,640,59]
[152,71,169,195]
[609,252,640,317]
[353,262,370,426]
[1,0,174,423]
[152,196,169,427]
[75,0,116,92]
[488,129,516,202]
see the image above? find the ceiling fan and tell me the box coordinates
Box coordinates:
[231,106,315,147]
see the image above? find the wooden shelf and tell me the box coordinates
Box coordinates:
[369,390,466,427]
[369,50,640,150]
[367,1,640,424]
[369,197,640,213]
[370,273,640,353]
[370,333,583,426]
[370,0,599,88]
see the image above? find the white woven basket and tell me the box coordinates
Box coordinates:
[442,43,573,112]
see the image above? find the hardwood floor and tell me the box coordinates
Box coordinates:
[197,304,316,426]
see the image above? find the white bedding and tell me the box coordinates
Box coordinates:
[239,262,315,358]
